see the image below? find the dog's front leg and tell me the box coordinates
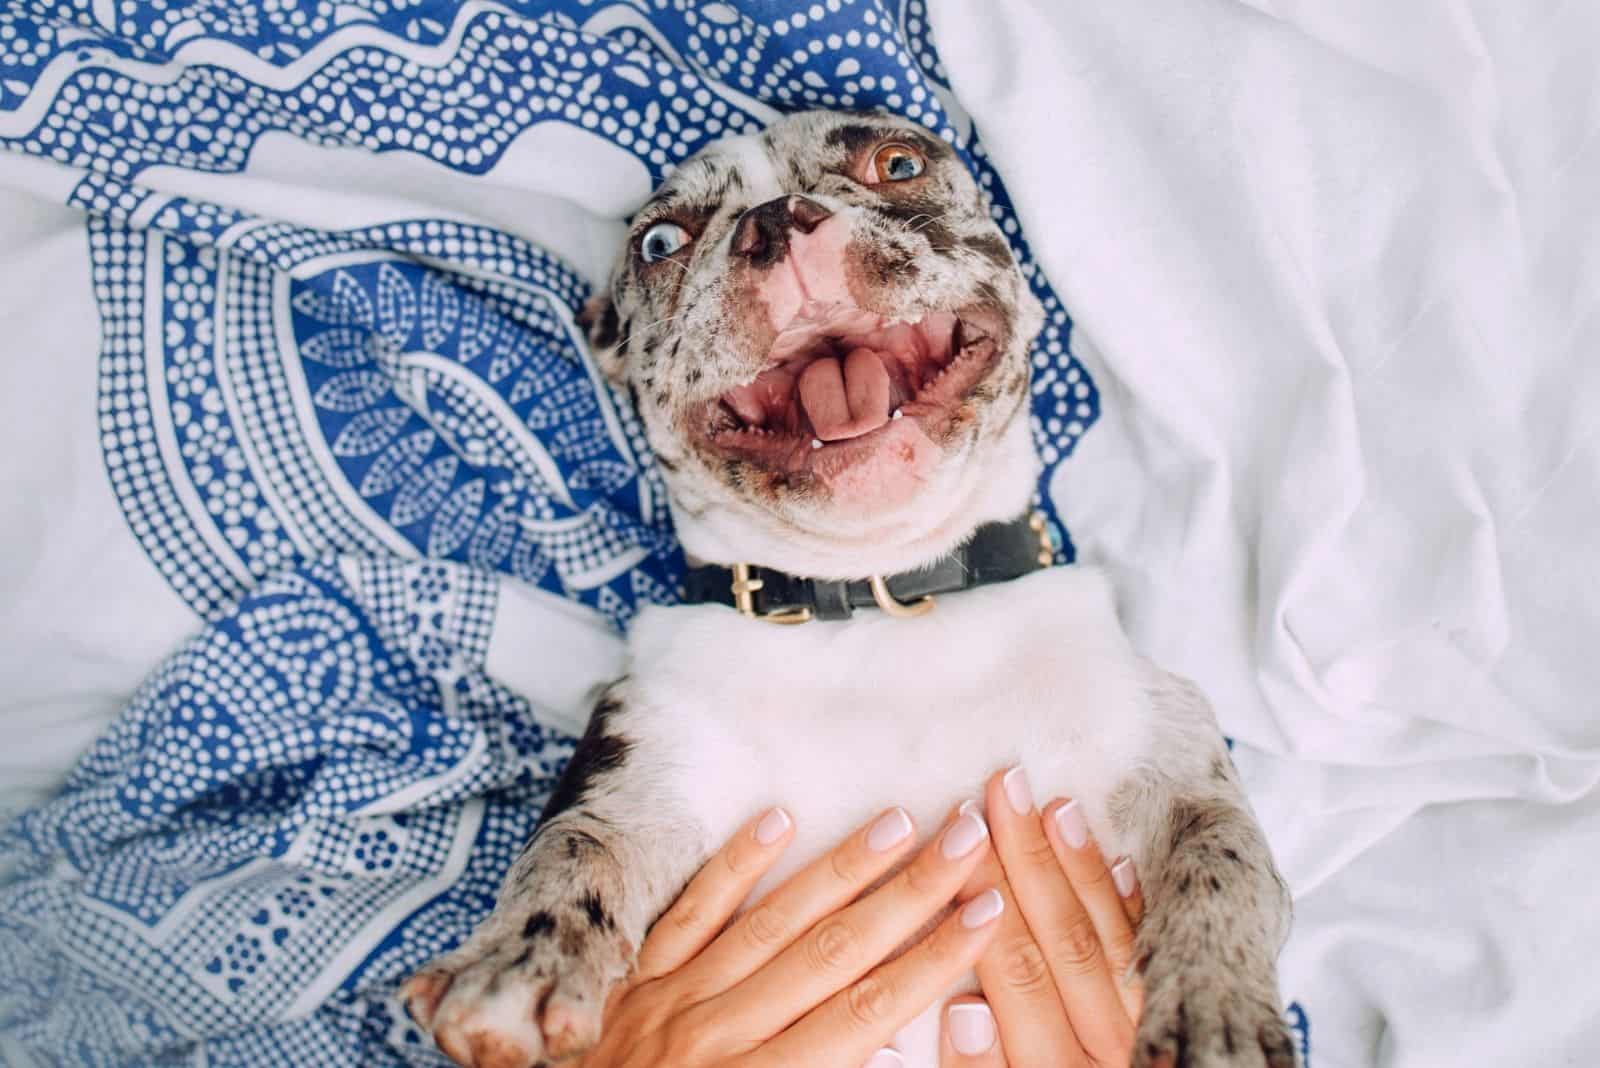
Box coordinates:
[1120,669,1298,1068]
[402,682,703,1066]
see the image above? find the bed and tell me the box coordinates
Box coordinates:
[1,1,1595,1065]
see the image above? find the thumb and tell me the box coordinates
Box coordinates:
[941,998,1008,1067]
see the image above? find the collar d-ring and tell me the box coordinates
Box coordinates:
[867,575,935,618]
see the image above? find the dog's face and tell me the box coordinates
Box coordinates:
[586,111,1044,578]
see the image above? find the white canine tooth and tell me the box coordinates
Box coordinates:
[811,438,824,450]
[892,408,903,420]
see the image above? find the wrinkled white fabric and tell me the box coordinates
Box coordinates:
[930,1,1599,1064]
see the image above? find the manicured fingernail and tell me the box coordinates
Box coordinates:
[863,1049,904,1068]
[958,798,980,818]
[1112,856,1139,898]
[1055,799,1089,849]
[867,808,914,852]
[1002,766,1033,815]
[959,888,1005,929]
[947,1002,998,1054]
[942,807,989,859]
[755,807,792,845]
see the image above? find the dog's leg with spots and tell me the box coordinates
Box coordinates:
[1118,667,1297,1068]
[401,682,702,1068]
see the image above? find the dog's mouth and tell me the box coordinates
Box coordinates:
[702,303,1002,470]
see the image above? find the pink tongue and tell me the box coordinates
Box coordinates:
[798,347,892,441]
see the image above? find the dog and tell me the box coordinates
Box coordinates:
[401,110,1295,1068]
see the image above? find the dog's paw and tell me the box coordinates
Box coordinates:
[1133,963,1297,1068]
[400,904,633,1068]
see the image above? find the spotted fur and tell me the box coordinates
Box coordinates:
[587,109,1044,580]
[402,112,1294,1068]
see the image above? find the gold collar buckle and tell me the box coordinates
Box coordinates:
[730,563,814,625]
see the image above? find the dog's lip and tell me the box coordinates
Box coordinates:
[759,301,991,370]
[700,302,1004,463]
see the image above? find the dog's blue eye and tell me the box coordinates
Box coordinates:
[639,222,692,263]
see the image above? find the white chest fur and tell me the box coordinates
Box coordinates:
[624,566,1154,1063]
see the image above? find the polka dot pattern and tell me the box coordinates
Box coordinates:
[88,195,680,631]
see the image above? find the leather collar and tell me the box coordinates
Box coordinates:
[681,513,1057,623]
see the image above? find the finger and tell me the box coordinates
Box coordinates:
[1042,799,1142,969]
[751,887,1007,1068]
[636,806,795,981]
[670,806,919,999]
[958,843,1085,1067]
[986,769,1134,1057]
[716,805,993,1039]
[1113,855,1145,925]
[1043,798,1145,1022]
[941,998,1009,1067]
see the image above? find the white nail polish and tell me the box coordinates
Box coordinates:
[1112,856,1139,898]
[1055,799,1089,849]
[947,1002,998,1055]
[960,888,1005,928]
[754,807,792,845]
[867,808,914,852]
[942,808,989,859]
[1002,766,1033,815]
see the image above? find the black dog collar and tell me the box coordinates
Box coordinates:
[681,513,1057,624]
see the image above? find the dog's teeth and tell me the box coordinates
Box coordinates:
[811,438,823,450]
[892,408,903,420]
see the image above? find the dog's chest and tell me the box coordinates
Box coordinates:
[624,567,1154,877]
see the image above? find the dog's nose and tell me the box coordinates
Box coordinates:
[733,196,833,265]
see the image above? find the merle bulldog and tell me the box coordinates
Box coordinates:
[402,111,1294,1067]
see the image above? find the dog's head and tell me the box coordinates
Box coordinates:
[585,110,1044,578]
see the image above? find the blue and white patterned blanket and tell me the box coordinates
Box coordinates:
[0,3,1141,1065]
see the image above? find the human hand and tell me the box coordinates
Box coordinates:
[563,802,1004,1068]
[936,769,1144,1067]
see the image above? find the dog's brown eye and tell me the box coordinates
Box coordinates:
[869,143,925,183]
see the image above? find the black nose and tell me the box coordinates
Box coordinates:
[732,195,833,266]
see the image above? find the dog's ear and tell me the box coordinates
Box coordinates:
[579,290,627,383]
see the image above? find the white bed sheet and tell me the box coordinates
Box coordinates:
[929,1,1600,1064]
